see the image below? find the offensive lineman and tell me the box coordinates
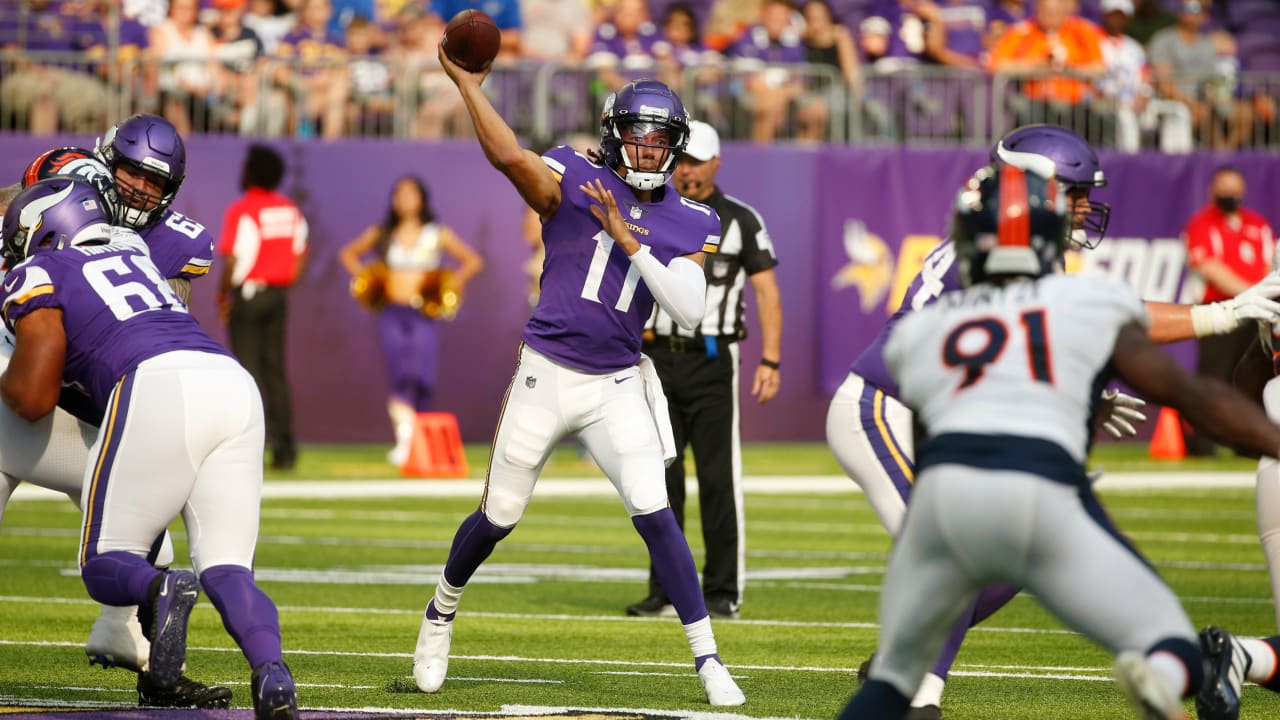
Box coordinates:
[828,124,1280,718]
[842,164,1280,720]
[0,177,297,720]
[411,40,744,705]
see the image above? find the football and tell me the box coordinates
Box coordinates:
[441,9,501,73]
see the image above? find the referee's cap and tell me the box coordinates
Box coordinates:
[683,121,720,161]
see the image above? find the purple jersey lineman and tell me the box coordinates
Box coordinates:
[850,239,960,397]
[526,146,721,373]
[0,234,230,416]
[140,208,216,280]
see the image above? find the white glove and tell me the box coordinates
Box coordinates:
[1231,272,1280,324]
[1099,389,1147,438]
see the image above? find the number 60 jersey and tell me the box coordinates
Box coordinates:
[885,272,1148,464]
[524,146,721,374]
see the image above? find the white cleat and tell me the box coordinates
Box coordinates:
[698,658,746,707]
[1112,651,1189,720]
[413,618,453,693]
[85,604,150,672]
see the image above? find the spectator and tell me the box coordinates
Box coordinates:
[653,3,725,124]
[705,0,763,53]
[728,0,827,143]
[859,0,934,71]
[627,121,783,621]
[799,0,865,139]
[0,0,111,134]
[585,0,661,91]
[344,15,395,135]
[431,0,523,59]
[244,0,296,54]
[1095,0,1193,153]
[1182,166,1276,455]
[1125,0,1176,45]
[77,0,152,125]
[386,6,466,139]
[519,0,591,63]
[149,0,220,134]
[928,0,987,69]
[339,176,484,466]
[218,145,310,471]
[1148,0,1248,149]
[988,0,1107,141]
[275,0,350,138]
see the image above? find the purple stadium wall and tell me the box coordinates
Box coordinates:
[2,136,1277,443]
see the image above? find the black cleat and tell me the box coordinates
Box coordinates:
[705,597,739,619]
[906,705,943,720]
[138,673,232,708]
[1197,626,1249,720]
[625,594,675,617]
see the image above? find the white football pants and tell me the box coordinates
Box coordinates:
[826,373,915,536]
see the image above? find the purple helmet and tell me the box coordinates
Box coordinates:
[599,79,690,191]
[951,164,1071,288]
[95,113,187,229]
[2,178,112,264]
[989,124,1110,248]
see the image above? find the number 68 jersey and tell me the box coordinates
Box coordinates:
[884,272,1149,464]
[0,233,229,417]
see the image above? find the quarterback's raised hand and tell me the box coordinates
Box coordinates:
[1099,388,1148,438]
[1232,272,1280,325]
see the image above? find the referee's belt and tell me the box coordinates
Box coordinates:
[643,334,738,355]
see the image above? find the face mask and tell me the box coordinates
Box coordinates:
[1214,196,1242,214]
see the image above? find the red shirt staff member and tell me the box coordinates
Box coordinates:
[218,144,309,470]
[1183,164,1275,455]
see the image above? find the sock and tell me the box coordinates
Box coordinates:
[911,673,944,708]
[81,551,160,607]
[427,578,464,621]
[685,616,717,663]
[441,509,513,588]
[838,678,911,720]
[1148,650,1191,698]
[1256,458,1280,630]
[1242,636,1280,689]
[632,508,705,625]
[1148,637,1204,696]
[200,564,282,669]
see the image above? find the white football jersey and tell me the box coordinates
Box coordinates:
[885,272,1149,463]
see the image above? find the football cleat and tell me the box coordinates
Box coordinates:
[906,705,943,720]
[698,657,745,706]
[413,618,453,693]
[251,660,297,720]
[855,653,874,686]
[1197,626,1249,720]
[1112,651,1189,720]
[625,594,675,617]
[86,604,150,672]
[704,597,739,619]
[138,673,232,708]
[145,569,200,689]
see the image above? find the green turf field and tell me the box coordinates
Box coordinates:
[2,443,1277,719]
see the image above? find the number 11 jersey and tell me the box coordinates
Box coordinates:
[525,146,721,374]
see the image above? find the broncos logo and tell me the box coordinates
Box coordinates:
[832,219,895,313]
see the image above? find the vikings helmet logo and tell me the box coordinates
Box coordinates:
[832,220,894,313]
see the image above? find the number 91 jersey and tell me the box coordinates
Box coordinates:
[884,272,1148,463]
[524,146,720,374]
[0,235,230,416]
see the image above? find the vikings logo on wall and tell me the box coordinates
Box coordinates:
[831,219,894,313]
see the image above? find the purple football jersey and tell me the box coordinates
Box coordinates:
[850,239,960,397]
[526,146,721,373]
[1,235,230,416]
[140,209,216,280]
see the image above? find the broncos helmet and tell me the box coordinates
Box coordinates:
[990,124,1110,248]
[23,146,122,224]
[94,113,186,228]
[951,164,1072,288]
[599,79,690,192]
[2,178,112,264]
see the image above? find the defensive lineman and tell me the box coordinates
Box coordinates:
[842,164,1280,720]
[411,39,744,705]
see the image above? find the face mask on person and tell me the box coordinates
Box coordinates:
[1214,195,1243,214]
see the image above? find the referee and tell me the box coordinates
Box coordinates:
[626,121,783,619]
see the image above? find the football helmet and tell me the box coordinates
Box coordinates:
[990,124,1110,248]
[23,146,122,224]
[95,113,187,228]
[2,178,112,264]
[599,79,690,192]
[951,164,1071,288]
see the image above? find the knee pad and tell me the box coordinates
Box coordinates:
[501,404,558,470]
[620,452,668,516]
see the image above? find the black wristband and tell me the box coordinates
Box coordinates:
[760,358,780,370]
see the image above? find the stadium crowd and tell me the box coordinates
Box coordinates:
[1,0,1278,149]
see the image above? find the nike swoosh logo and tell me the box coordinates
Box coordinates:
[614,376,633,384]
[2,275,18,293]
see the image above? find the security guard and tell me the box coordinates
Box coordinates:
[627,121,783,619]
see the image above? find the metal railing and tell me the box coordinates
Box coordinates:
[2,51,1278,152]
